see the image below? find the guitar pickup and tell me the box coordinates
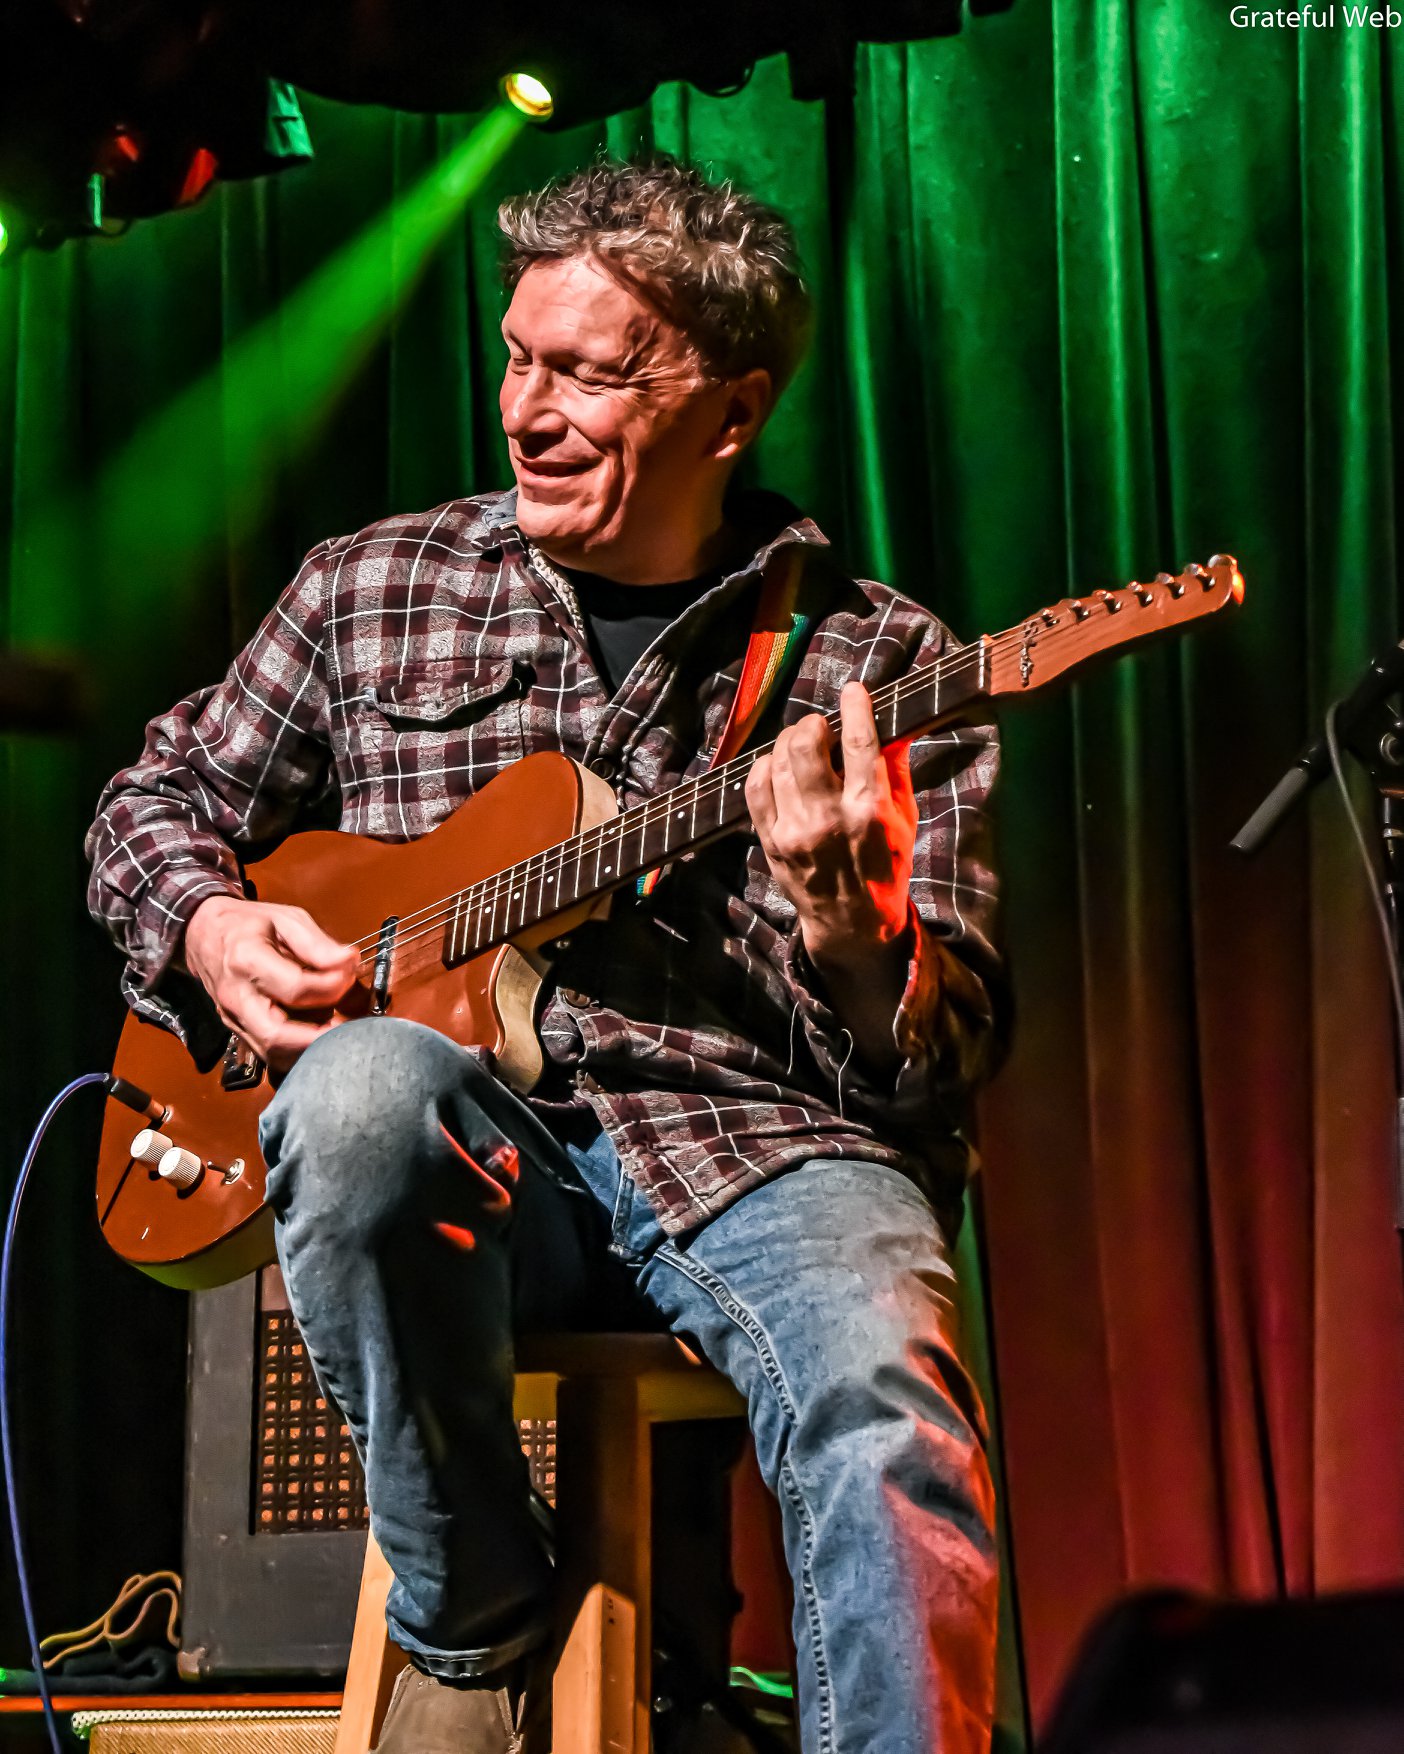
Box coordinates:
[372,915,399,1014]
[220,1034,265,1092]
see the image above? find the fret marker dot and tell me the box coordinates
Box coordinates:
[605,865,612,874]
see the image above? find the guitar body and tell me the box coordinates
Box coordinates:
[95,751,617,1289]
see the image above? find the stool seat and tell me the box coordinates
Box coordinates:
[333,1334,744,1754]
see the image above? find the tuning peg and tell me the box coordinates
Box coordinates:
[1184,562,1214,591]
[1131,582,1155,606]
[1070,599,1093,620]
[1209,554,1246,602]
[1096,590,1123,614]
[1207,552,1245,601]
[1156,570,1185,599]
[1040,608,1059,627]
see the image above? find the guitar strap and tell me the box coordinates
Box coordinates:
[636,543,814,897]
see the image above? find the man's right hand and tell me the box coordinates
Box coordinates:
[182,895,361,1071]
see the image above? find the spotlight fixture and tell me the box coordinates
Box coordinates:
[501,73,555,122]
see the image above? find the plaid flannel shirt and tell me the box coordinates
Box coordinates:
[86,489,1006,1237]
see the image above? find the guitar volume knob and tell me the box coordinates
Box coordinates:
[157,1146,203,1190]
[130,1129,173,1165]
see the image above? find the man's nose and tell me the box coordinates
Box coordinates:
[501,365,564,441]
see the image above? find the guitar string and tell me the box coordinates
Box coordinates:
[343,649,979,962]
[343,605,1123,969]
[342,631,996,961]
[342,628,1007,968]
[385,578,1208,964]
[339,583,1202,969]
[369,666,983,962]
[442,584,1182,931]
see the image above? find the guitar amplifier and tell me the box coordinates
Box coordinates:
[74,1710,340,1753]
[180,1265,557,1679]
[179,1267,369,1678]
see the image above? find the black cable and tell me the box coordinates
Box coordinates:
[2,1072,111,1754]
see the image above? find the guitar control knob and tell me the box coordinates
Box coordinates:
[157,1146,203,1190]
[130,1129,173,1165]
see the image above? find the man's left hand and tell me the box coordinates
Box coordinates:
[745,680,917,979]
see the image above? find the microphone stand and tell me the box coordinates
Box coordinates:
[1374,766,1404,1231]
[1234,691,1404,1240]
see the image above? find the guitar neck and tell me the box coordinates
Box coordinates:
[447,636,991,959]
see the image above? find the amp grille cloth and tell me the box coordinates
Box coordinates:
[75,1708,339,1752]
[256,1310,556,1533]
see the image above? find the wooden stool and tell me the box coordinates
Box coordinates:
[333,1334,745,1754]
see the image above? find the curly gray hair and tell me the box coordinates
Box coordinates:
[498,158,813,393]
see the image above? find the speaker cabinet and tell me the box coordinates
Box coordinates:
[180,1267,368,1679]
[180,1265,559,1680]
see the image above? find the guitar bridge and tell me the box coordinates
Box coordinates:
[220,1034,265,1092]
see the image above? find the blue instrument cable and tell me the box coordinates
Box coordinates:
[2,1072,111,1754]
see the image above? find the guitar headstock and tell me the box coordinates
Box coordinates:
[986,554,1244,699]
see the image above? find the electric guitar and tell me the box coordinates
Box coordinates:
[96,555,1244,1288]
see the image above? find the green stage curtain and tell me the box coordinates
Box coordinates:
[4,2,1404,1739]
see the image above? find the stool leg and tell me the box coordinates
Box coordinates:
[554,1376,651,1754]
[335,1533,408,1754]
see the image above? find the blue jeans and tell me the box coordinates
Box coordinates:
[260,1017,998,1754]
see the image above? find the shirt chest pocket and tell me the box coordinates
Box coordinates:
[343,657,532,812]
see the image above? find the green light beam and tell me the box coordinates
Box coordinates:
[18,105,523,644]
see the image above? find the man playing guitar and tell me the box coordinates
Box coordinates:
[86,158,1006,1753]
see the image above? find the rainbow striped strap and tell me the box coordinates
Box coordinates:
[637,546,811,897]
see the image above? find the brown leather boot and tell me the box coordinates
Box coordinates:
[371,1653,550,1754]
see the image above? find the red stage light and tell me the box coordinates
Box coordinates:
[177,147,219,207]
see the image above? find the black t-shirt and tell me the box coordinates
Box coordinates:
[566,568,719,695]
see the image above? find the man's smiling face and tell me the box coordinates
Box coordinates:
[499,254,740,578]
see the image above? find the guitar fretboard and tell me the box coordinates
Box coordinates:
[441,634,990,961]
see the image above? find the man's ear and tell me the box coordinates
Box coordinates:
[713,369,774,462]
